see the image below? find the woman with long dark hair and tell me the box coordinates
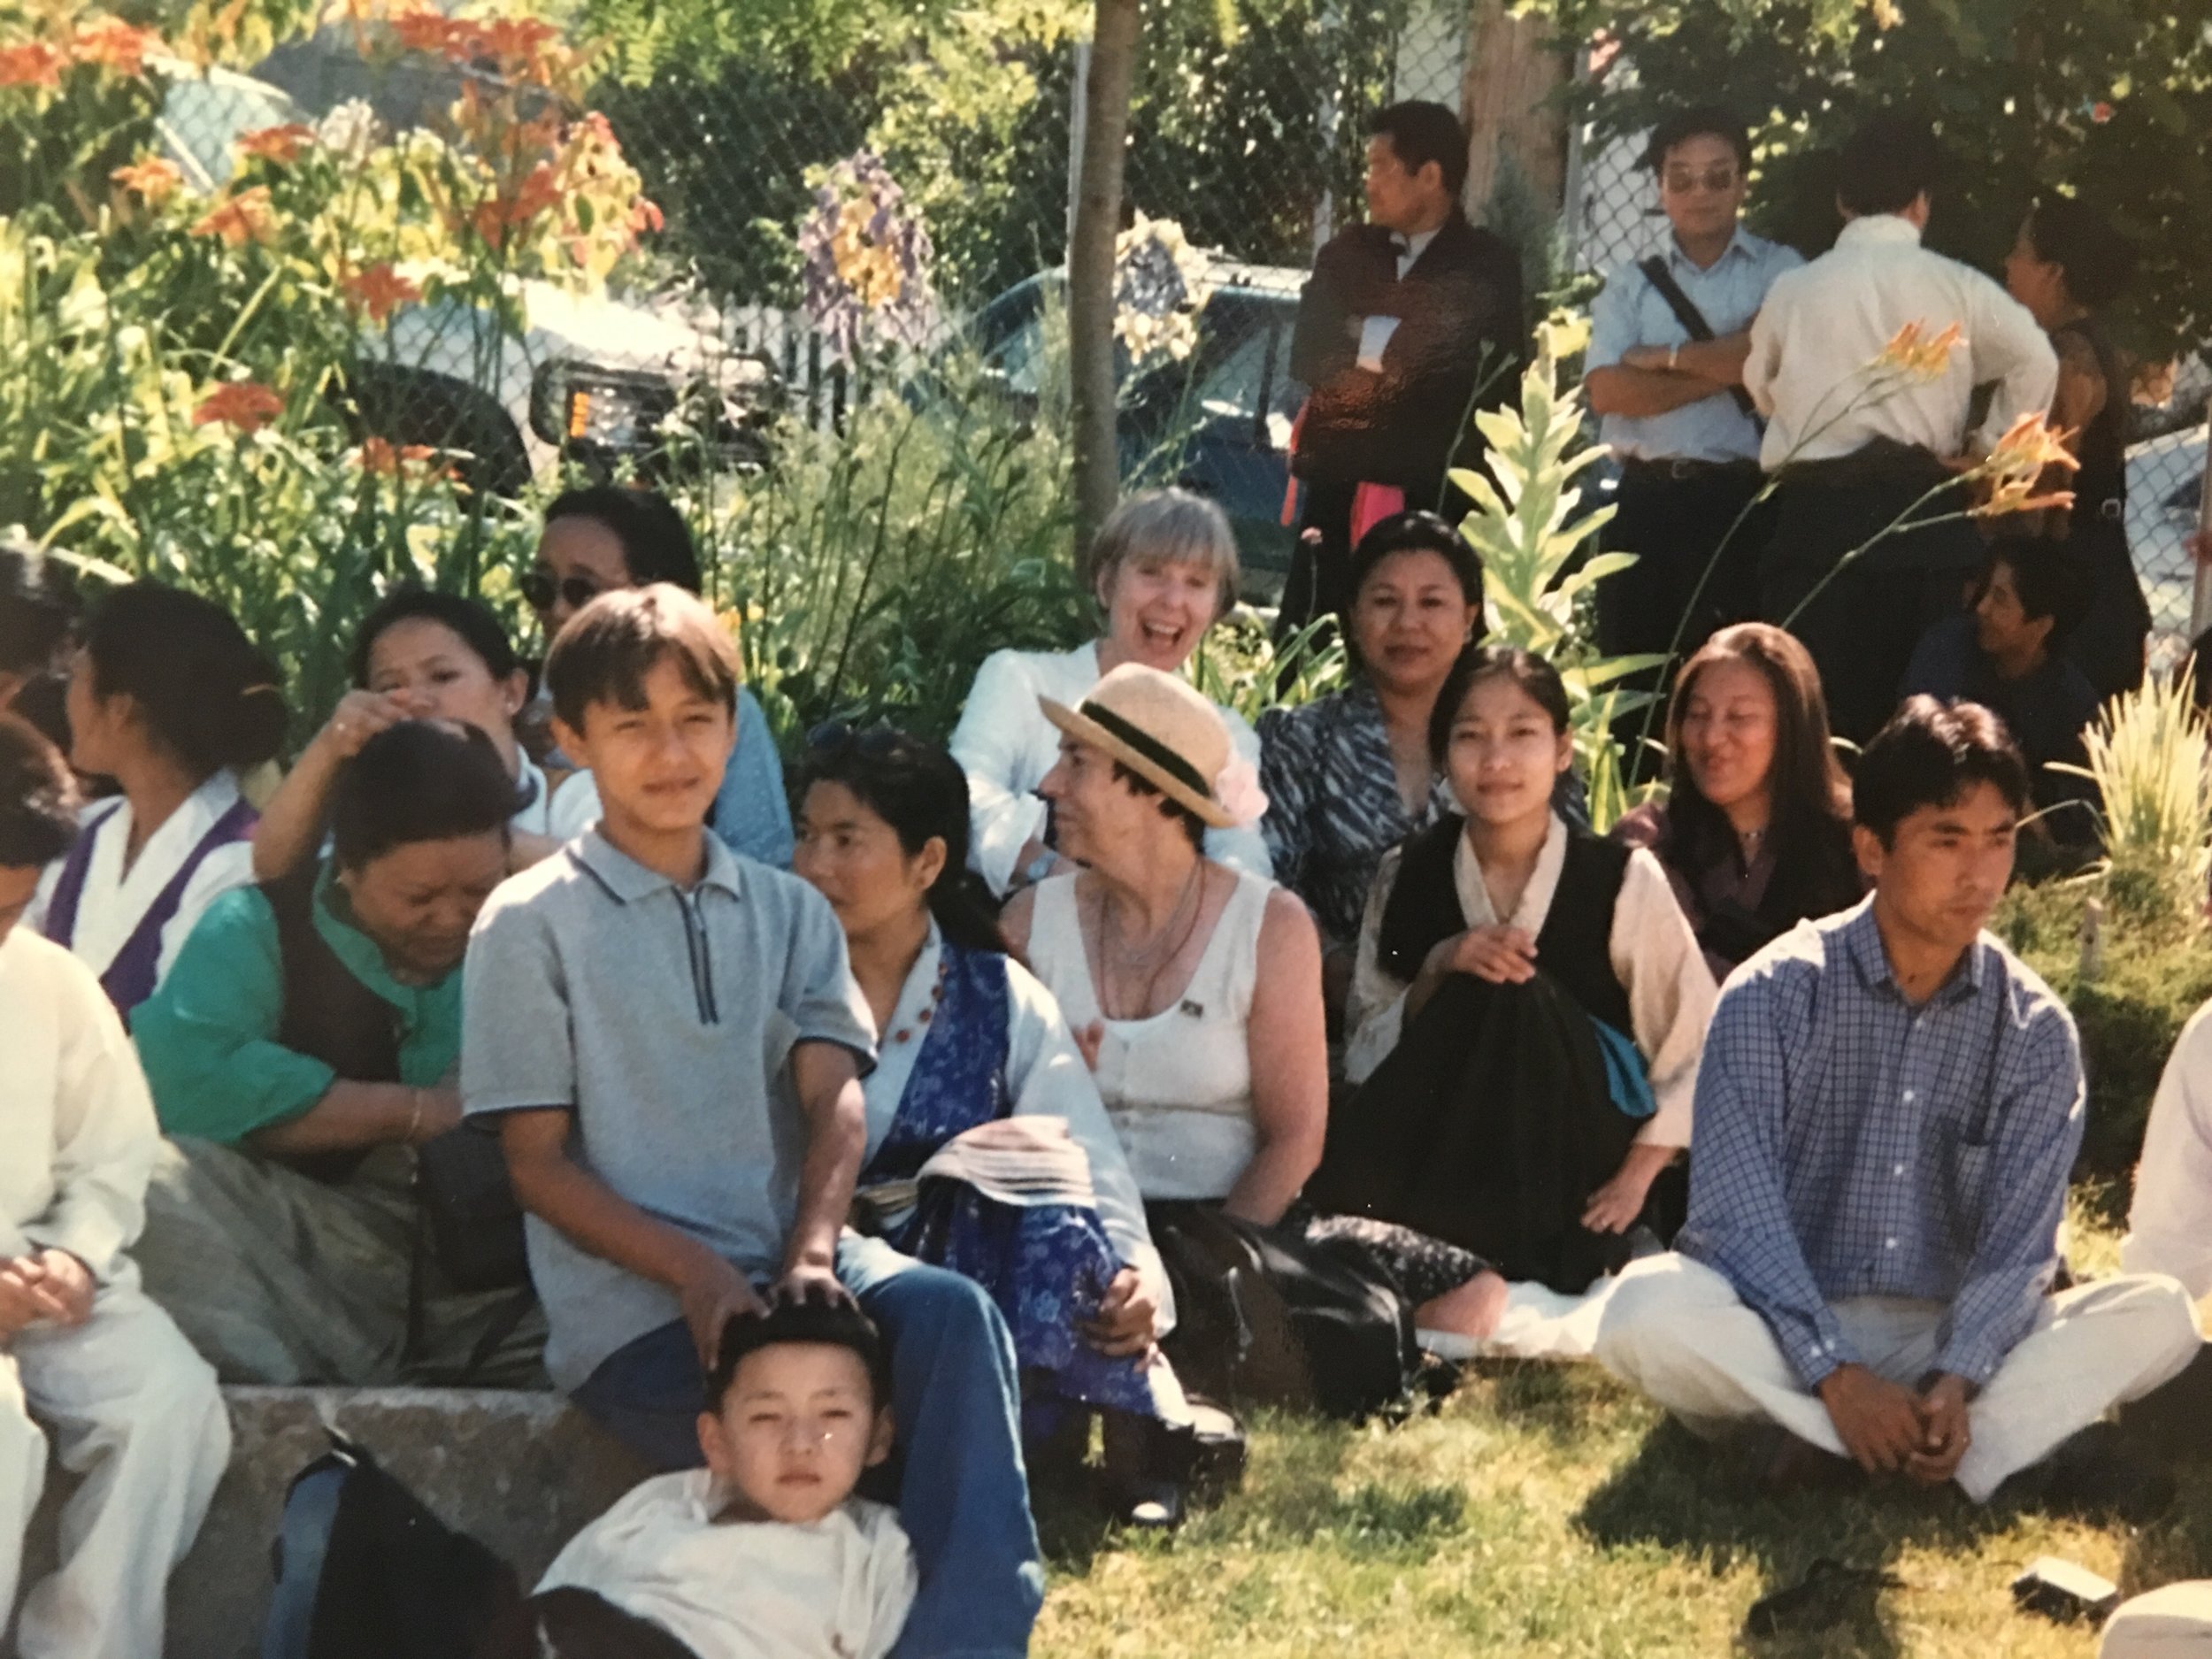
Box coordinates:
[31,583,288,1016]
[1614,623,1862,981]
[792,726,1187,1524]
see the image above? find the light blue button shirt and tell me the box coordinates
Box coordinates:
[1586,227,1802,464]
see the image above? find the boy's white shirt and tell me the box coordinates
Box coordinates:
[0,926,158,1281]
[537,1471,917,1659]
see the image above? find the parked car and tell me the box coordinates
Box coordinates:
[159,68,778,495]
[956,261,1308,595]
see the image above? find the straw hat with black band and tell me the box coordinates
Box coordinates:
[1038,664,1240,829]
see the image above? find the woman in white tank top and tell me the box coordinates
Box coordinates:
[1002,663,1324,1225]
[1002,666,1423,1420]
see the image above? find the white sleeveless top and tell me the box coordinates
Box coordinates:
[1027,867,1271,1202]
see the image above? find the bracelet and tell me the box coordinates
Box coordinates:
[406,1087,425,1145]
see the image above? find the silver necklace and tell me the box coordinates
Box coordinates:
[1091,861,1205,1021]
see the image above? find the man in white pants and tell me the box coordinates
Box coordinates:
[1597,698,2200,1506]
[0,715,231,1659]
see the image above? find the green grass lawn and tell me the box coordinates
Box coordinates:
[1033,1203,2210,1658]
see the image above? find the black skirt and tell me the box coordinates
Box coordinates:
[1307,967,1644,1294]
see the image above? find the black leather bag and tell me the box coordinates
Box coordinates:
[414,1121,531,1293]
[262,1432,525,1659]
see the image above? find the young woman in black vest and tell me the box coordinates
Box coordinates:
[1310,648,1717,1351]
[131,719,544,1386]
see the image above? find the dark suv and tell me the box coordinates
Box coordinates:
[963,261,1308,595]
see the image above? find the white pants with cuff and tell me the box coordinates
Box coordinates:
[1594,1253,2202,1502]
[1,1283,232,1659]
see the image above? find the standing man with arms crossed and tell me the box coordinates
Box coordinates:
[1744,116,2056,744]
[1585,107,1801,694]
[1282,100,1524,636]
[1597,698,2199,1512]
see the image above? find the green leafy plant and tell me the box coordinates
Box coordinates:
[1449,317,1664,831]
[705,359,1088,750]
[2056,667,2212,926]
[0,0,664,740]
[1191,610,1348,727]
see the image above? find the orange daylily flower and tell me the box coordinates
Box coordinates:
[193,381,286,434]
[190,185,275,247]
[111,156,184,204]
[356,436,440,475]
[1874,320,1964,380]
[0,41,65,88]
[479,14,558,69]
[237,122,315,164]
[1973,412,2081,518]
[342,263,422,324]
[71,18,157,73]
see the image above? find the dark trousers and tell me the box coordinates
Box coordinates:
[1596,461,1770,663]
[1597,461,1771,779]
[1758,451,1982,746]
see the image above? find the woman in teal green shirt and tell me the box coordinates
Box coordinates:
[133,718,544,1386]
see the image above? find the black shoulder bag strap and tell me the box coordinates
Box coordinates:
[1637,256,1758,419]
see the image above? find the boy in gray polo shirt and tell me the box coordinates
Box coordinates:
[463,587,1042,1659]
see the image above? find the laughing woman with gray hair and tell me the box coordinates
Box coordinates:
[948,488,1272,896]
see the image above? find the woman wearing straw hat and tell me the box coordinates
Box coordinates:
[1002,664,1419,1418]
[948,488,1271,900]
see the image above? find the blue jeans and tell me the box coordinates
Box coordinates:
[570,1234,1044,1659]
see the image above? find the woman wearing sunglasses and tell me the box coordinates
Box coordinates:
[522,484,793,864]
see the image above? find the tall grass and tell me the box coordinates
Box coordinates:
[2063,666,2212,923]
[709,362,1089,749]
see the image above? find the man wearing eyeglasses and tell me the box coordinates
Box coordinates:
[1586,107,1801,700]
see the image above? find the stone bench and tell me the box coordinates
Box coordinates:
[20,1386,653,1659]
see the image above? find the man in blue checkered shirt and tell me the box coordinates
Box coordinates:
[1598,698,2199,1503]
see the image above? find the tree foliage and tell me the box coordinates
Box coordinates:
[573,0,1418,309]
[1556,0,2212,356]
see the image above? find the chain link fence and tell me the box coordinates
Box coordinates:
[166,0,2209,647]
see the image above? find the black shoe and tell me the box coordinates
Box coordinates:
[1742,1558,1904,1639]
[2015,1422,2177,1525]
[1100,1409,1193,1531]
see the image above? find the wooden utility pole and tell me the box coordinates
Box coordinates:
[1068,0,1141,554]
[1459,0,1568,215]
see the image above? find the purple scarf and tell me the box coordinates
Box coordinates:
[42,795,257,1018]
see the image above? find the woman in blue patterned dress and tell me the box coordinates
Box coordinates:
[792,726,1189,1524]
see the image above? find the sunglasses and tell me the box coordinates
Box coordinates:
[806,720,909,757]
[519,569,609,614]
[1663,167,1741,195]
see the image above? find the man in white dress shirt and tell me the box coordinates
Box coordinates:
[1744,115,2057,742]
[0,715,232,1659]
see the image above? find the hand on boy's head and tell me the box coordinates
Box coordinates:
[767,1260,854,1313]
[678,1253,768,1366]
[698,1340,891,1526]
